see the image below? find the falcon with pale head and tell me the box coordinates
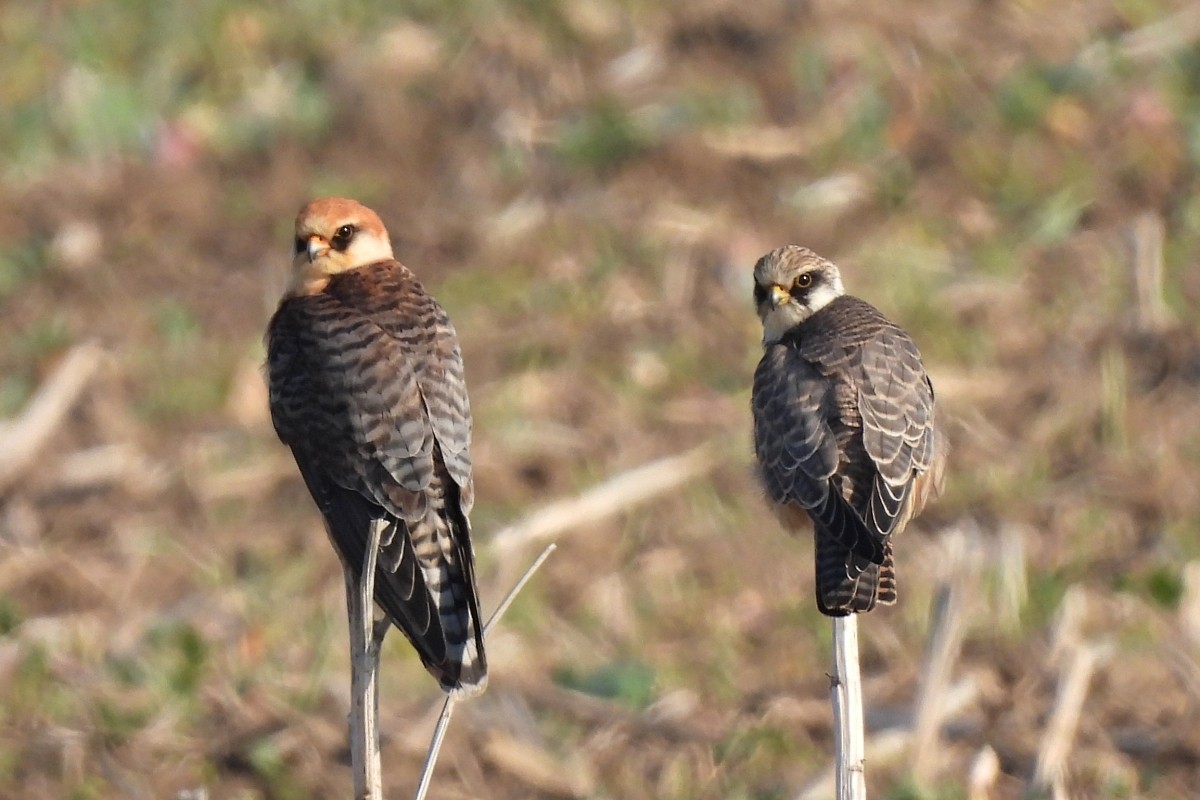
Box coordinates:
[751,245,946,615]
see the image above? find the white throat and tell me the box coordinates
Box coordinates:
[805,280,843,314]
[762,304,806,344]
[348,236,394,266]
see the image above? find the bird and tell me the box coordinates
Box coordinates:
[266,197,487,695]
[750,245,946,616]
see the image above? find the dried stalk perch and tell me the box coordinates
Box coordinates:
[830,616,867,800]
[347,520,389,800]
[346,540,557,800]
[323,520,559,800]
[796,677,981,800]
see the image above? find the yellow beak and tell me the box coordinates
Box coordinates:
[770,284,790,308]
[306,235,330,263]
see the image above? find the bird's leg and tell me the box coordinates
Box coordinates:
[347,518,386,800]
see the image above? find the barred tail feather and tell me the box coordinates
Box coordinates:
[424,534,488,698]
[298,453,488,696]
[814,533,896,616]
[406,509,488,697]
[875,541,897,606]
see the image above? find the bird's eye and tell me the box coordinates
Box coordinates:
[331,224,356,251]
[795,273,813,289]
[293,237,305,255]
[753,283,767,305]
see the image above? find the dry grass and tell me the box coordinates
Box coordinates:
[2,0,1200,798]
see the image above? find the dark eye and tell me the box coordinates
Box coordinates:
[331,224,356,251]
[294,237,305,255]
[753,283,767,305]
[789,272,816,300]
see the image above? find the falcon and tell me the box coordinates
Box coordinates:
[750,246,946,615]
[267,197,486,694]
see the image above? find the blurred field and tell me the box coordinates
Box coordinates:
[3,1,1200,798]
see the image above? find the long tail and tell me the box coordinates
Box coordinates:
[392,506,488,697]
[814,534,896,616]
[293,455,487,695]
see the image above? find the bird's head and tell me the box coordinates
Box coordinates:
[288,197,394,295]
[752,245,845,344]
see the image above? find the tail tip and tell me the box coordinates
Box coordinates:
[442,670,488,698]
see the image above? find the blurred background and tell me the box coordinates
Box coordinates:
[2,1,1200,798]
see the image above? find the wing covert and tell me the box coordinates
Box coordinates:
[753,342,885,564]
[856,328,938,536]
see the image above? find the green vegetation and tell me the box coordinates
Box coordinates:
[557,102,655,172]
[555,659,657,708]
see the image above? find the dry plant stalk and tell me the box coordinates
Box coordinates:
[803,525,985,800]
[830,615,867,800]
[490,444,718,559]
[347,536,556,800]
[910,528,975,785]
[346,519,388,800]
[1029,640,1112,797]
[1130,212,1170,333]
[1047,586,1087,667]
[968,745,1001,800]
[1023,586,1100,798]
[909,582,968,783]
[0,342,105,492]
[797,677,981,800]
[1115,6,1200,64]
[996,525,1030,631]
[1178,561,1200,646]
[1078,6,1200,70]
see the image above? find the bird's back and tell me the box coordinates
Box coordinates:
[757,294,943,615]
[267,261,487,694]
[788,294,934,517]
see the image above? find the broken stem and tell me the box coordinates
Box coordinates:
[348,519,386,800]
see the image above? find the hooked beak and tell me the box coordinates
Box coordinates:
[769,284,790,309]
[306,235,330,263]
